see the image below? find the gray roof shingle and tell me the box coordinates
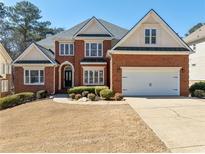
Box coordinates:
[37,18,128,50]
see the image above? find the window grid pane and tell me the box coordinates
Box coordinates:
[86,43,90,56]
[91,43,97,56]
[60,44,64,55]
[70,44,74,55]
[84,70,88,84]
[89,71,93,84]
[98,44,102,56]
[94,71,98,84]
[99,70,103,84]
[65,44,69,55]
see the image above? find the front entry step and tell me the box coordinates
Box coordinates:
[57,88,68,94]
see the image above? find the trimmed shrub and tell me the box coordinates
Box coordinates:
[114,93,123,101]
[82,91,89,97]
[95,86,108,96]
[36,90,47,99]
[100,89,114,100]
[0,94,21,109]
[190,82,205,97]
[0,92,36,110]
[69,93,76,99]
[68,86,108,95]
[194,90,205,98]
[87,93,96,101]
[16,92,35,103]
[75,94,82,100]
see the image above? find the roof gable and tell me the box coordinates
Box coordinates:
[73,17,114,38]
[0,43,12,63]
[13,43,56,64]
[112,9,192,52]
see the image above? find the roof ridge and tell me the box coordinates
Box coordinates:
[98,18,128,31]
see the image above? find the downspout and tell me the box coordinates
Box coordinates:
[53,65,56,94]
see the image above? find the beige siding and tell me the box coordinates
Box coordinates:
[21,46,48,61]
[189,41,205,81]
[120,15,181,47]
[80,19,110,35]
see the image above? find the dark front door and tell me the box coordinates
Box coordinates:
[64,70,72,87]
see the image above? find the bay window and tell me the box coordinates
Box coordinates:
[24,69,44,85]
[85,43,102,57]
[84,68,104,85]
[60,43,74,56]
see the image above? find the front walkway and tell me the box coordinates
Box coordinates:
[127,97,205,153]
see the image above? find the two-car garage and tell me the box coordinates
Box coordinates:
[121,67,181,96]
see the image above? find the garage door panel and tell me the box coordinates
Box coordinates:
[122,68,180,96]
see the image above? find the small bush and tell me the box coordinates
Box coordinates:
[69,93,75,99]
[190,82,205,97]
[75,94,82,100]
[36,90,47,99]
[95,86,108,96]
[16,92,35,103]
[68,86,108,95]
[87,93,96,101]
[82,91,89,97]
[114,93,123,101]
[194,90,205,98]
[100,89,114,100]
[0,95,21,109]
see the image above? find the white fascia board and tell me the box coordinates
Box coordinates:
[12,63,57,67]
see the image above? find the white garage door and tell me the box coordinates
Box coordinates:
[122,67,180,96]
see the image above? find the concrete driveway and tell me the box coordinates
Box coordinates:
[127,97,205,153]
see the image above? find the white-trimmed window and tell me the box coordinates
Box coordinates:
[24,69,44,85]
[84,68,104,85]
[85,43,102,57]
[145,29,156,44]
[60,43,74,56]
[1,80,8,92]
[0,63,11,75]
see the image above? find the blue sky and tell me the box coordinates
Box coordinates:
[2,0,205,37]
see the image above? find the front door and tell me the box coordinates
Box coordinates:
[64,70,72,88]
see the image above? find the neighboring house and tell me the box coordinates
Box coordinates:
[184,25,205,85]
[0,43,13,97]
[12,9,192,96]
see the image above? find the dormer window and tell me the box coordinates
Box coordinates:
[85,42,103,57]
[145,29,156,44]
[60,43,74,56]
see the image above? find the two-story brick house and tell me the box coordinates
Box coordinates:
[13,17,127,94]
[13,10,192,96]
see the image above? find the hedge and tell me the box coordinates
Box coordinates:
[100,89,114,100]
[0,92,35,110]
[36,90,47,99]
[189,82,205,97]
[68,86,108,95]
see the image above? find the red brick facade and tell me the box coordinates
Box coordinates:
[13,39,112,94]
[111,54,189,96]
[54,40,111,92]
[14,66,55,94]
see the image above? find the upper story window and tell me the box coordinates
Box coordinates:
[145,29,156,44]
[85,43,103,57]
[24,69,44,85]
[0,63,11,75]
[60,43,74,56]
